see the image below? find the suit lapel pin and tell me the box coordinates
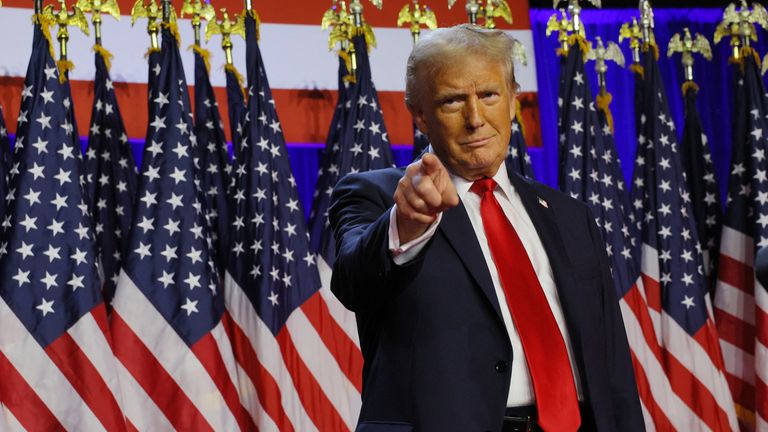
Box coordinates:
[538,197,549,208]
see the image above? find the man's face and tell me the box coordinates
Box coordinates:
[410,53,515,180]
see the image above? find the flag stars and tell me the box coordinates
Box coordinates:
[681,296,696,309]
[67,274,85,291]
[181,298,199,315]
[184,273,201,290]
[16,242,35,260]
[268,291,279,306]
[19,215,38,232]
[36,298,55,316]
[41,272,58,290]
[134,242,152,259]
[13,269,31,287]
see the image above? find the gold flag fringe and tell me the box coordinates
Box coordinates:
[224,63,246,97]
[56,59,74,83]
[190,44,211,73]
[730,46,761,74]
[163,21,181,46]
[596,91,614,133]
[629,63,645,79]
[567,34,590,58]
[681,81,699,97]
[246,9,261,41]
[144,46,161,58]
[32,14,56,60]
[93,44,114,71]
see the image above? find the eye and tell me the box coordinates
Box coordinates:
[481,91,499,99]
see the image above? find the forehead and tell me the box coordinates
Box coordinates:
[429,54,507,91]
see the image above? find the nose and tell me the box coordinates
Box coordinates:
[464,95,484,130]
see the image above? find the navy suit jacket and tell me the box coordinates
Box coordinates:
[329,161,644,432]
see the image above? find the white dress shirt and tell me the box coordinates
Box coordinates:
[388,162,584,407]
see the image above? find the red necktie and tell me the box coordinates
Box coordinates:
[471,178,581,432]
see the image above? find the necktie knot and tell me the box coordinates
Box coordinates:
[470,178,497,196]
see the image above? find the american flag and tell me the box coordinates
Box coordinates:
[223,14,363,430]
[309,56,351,264]
[193,46,232,272]
[680,84,721,286]
[0,24,125,431]
[559,38,682,430]
[84,46,138,308]
[307,33,395,426]
[713,51,768,431]
[110,27,251,431]
[508,108,535,178]
[0,104,10,220]
[224,64,246,164]
[307,37,393,375]
[631,44,737,430]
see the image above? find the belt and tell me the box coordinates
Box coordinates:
[502,406,540,432]
[502,404,594,432]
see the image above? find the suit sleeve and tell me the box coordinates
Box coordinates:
[586,208,645,431]
[328,172,426,313]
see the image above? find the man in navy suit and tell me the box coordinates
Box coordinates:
[329,24,643,432]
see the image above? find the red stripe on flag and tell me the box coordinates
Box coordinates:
[190,332,257,432]
[724,371,755,412]
[300,293,363,393]
[623,285,664,363]
[663,347,733,431]
[221,313,295,432]
[111,312,214,432]
[641,274,662,313]
[692,320,728,372]
[44,330,126,432]
[0,351,63,431]
[714,307,755,354]
[757,375,768,423]
[718,254,755,295]
[628,351,676,432]
[758,306,768,347]
[91,304,116,351]
[275,329,349,432]
[0,78,543,149]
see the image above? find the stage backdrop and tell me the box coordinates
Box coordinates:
[531,7,768,199]
[0,6,763,216]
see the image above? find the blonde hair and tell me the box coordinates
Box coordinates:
[405,24,520,107]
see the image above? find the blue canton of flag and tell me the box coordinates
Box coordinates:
[680,84,721,281]
[0,104,11,221]
[309,35,394,268]
[559,41,635,299]
[713,51,768,431]
[508,107,535,178]
[631,44,737,431]
[111,27,249,431]
[0,24,125,431]
[193,47,232,273]
[84,47,138,308]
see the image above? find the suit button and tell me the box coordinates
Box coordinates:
[494,361,508,373]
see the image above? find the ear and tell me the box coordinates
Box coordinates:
[509,91,517,120]
[408,102,429,135]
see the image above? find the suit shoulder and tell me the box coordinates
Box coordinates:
[334,167,405,195]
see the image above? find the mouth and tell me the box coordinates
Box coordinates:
[461,136,493,148]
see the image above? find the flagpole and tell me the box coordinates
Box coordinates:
[162,0,170,22]
[34,0,42,14]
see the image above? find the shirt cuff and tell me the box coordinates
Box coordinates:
[388,205,442,266]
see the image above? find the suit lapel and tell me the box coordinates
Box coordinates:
[438,202,504,321]
[507,171,579,314]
